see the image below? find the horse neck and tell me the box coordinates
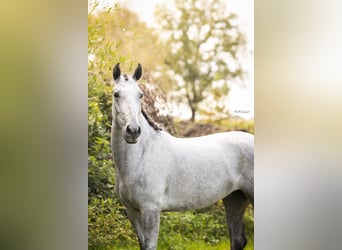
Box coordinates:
[111,112,157,173]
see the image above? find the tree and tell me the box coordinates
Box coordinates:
[156,0,246,121]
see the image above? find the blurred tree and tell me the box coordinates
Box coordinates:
[89,5,174,92]
[156,0,246,121]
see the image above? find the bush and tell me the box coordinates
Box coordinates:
[88,198,137,249]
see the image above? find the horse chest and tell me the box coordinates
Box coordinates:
[116,173,154,209]
[116,180,139,209]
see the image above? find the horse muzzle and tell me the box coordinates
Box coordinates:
[124,124,141,144]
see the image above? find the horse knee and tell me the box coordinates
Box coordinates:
[224,191,249,250]
[142,209,160,230]
[140,208,160,250]
[126,209,145,249]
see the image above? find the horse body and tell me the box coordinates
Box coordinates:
[162,131,253,211]
[111,63,253,250]
[113,113,253,212]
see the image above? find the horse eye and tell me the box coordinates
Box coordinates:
[114,92,120,98]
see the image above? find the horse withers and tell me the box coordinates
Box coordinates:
[111,63,254,250]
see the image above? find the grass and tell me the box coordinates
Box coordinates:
[112,239,254,250]
[90,199,253,250]
[97,204,254,250]
[111,206,254,249]
[182,240,254,250]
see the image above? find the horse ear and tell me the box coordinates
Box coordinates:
[133,63,142,81]
[113,63,121,81]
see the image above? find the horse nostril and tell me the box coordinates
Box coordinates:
[126,125,141,137]
[126,125,132,135]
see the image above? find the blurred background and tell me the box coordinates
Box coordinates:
[88,0,254,249]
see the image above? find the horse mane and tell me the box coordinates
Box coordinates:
[141,106,163,131]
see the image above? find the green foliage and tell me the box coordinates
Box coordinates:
[157,206,254,250]
[88,198,137,249]
[156,0,246,121]
[88,50,115,199]
[87,3,147,248]
[88,2,117,199]
[179,239,254,250]
[158,210,228,249]
[90,199,254,250]
[89,2,169,76]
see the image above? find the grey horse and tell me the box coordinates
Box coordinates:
[111,63,254,250]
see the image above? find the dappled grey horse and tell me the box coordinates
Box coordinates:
[111,63,254,250]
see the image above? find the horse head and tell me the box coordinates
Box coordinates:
[112,63,143,144]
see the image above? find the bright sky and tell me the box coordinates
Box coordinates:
[90,0,254,120]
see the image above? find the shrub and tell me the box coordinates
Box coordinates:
[88,198,137,249]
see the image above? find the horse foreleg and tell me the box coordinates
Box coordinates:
[126,208,145,249]
[141,207,160,250]
[223,190,250,250]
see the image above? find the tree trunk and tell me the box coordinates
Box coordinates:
[186,94,197,122]
[190,106,196,122]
